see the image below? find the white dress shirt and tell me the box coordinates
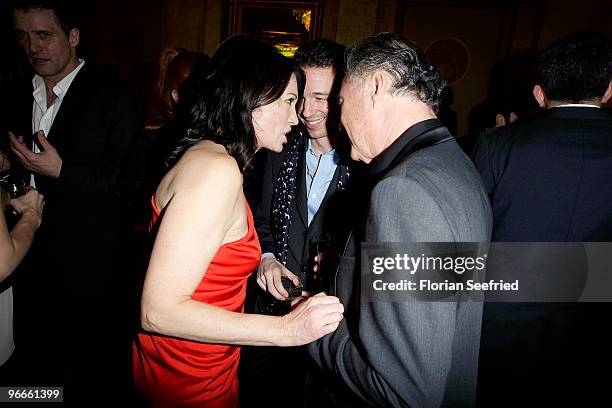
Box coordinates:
[557,103,600,108]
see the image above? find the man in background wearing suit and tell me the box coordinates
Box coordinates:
[240,40,360,407]
[0,1,142,401]
[307,33,492,408]
[473,32,612,406]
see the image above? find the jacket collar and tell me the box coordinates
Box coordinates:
[369,118,451,180]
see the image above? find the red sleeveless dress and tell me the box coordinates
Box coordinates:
[133,196,261,407]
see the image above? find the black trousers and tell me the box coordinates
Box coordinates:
[477,303,612,407]
[239,345,309,408]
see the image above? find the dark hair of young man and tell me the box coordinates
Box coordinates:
[294,39,346,73]
[293,39,346,110]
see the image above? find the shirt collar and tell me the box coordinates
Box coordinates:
[32,75,45,93]
[556,103,600,109]
[307,138,338,161]
[32,76,46,107]
[31,59,85,101]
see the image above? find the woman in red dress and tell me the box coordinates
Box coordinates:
[133,35,344,407]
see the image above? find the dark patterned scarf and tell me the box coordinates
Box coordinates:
[271,131,351,265]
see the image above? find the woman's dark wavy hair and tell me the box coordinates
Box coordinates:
[166,35,294,172]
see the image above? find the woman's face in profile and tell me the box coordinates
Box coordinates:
[252,74,299,152]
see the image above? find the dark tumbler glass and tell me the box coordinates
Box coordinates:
[0,170,27,199]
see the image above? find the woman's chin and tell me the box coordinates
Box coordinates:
[269,142,283,153]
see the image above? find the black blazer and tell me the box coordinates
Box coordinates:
[254,128,360,284]
[472,106,612,241]
[472,106,612,406]
[0,64,143,296]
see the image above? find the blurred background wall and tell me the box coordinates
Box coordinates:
[2,0,611,137]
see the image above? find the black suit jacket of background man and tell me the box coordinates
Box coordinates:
[0,64,143,395]
[472,106,612,406]
[473,106,612,241]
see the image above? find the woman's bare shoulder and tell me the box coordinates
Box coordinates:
[162,142,242,200]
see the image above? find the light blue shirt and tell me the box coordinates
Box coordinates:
[305,139,339,226]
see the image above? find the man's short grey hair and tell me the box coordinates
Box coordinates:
[345,32,446,111]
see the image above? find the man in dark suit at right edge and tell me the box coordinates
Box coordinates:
[472,32,612,406]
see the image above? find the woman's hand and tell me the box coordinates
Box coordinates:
[279,292,344,346]
[10,189,44,228]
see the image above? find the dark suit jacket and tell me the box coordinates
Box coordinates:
[255,128,360,283]
[0,64,143,327]
[472,106,612,241]
[308,121,492,408]
[472,106,612,406]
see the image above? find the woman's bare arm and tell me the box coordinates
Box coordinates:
[141,151,343,347]
[0,190,43,281]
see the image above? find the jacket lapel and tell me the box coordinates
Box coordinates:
[294,140,308,230]
[46,65,90,146]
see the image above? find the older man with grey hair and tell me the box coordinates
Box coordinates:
[307,33,492,408]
